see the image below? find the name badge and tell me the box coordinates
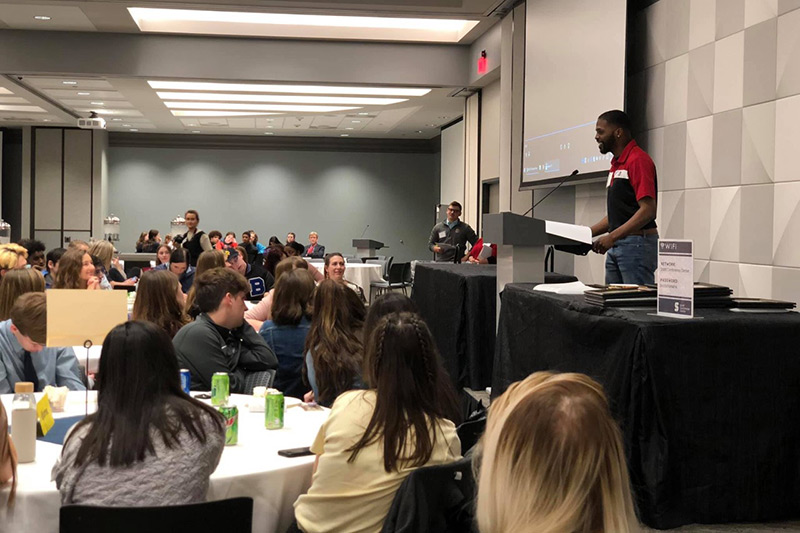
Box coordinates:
[606,172,613,188]
[438,231,446,239]
[614,169,629,179]
[37,393,55,435]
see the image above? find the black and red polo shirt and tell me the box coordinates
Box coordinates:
[606,140,658,233]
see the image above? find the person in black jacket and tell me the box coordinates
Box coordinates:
[173,268,277,393]
[173,210,212,267]
[225,246,274,301]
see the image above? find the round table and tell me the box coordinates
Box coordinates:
[1,391,327,533]
[307,261,383,302]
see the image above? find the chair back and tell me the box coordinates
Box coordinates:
[401,262,412,284]
[387,262,406,284]
[367,257,393,279]
[60,497,253,533]
[242,369,277,393]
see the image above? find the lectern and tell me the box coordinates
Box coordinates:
[483,213,591,293]
[352,239,384,259]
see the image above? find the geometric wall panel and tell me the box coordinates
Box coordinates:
[644,127,666,176]
[665,53,690,125]
[710,185,742,261]
[666,0,691,60]
[688,42,715,119]
[716,0,746,39]
[662,122,688,191]
[743,18,778,105]
[772,181,800,266]
[739,183,774,264]
[741,101,776,184]
[690,0,716,50]
[708,260,742,292]
[644,0,669,68]
[777,8,800,98]
[774,94,800,182]
[659,190,686,239]
[738,263,773,298]
[685,188,712,259]
[646,63,667,129]
[713,31,745,113]
[694,259,710,282]
[711,109,743,187]
[778,0,800,15]
[744,0,778,28]
[772,266,800,306]
[685,116,713,188]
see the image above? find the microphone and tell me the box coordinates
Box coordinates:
[521,169,579,217]
[360,224,370,238]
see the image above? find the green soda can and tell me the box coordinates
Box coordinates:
[211,372,230,406]
[264,389,285,430]
[219,405,238,446]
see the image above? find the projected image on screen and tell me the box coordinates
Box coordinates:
[520,0,627,189]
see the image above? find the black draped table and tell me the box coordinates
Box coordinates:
[494,284,800,529]
[411,263,498,390]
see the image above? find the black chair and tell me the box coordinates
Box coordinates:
[243,369,277,393]
[380,457,477,533]
[369,261,409,303]
[60,497,253,533]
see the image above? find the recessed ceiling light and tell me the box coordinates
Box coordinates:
[149,80,430,97]
[340,134,349,137]
[43,119,51,122]
[112,118,122,121]
[357,112,371,116]
[192,130,201,133]
[427,123,437,127]
[415,130,423,133]
[188,123,196,126]
[156,92,406,106]
[77,92,90,96]
[351,120,362,124]
[123,124,131,127]
[34,15,51,21]
[345,127,354,130]
[165,102,359,113]
[129,128,138,132]
[264,132,274,135]
[170,110,280,117]
[90,102,104,106]
[62,81,78,85]
[266,118,274,122]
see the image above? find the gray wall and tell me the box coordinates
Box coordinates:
[108,147,439,263]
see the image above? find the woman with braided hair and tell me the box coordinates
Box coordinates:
[292,311,461,533]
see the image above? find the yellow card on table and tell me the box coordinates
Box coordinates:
[46,289,128,347]
[37,394,55,435]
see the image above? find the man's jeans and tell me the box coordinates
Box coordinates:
[605,234,658,285]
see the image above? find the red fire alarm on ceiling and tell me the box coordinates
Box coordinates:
[477,50,488,75]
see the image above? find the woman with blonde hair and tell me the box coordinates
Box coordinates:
[54,248,100,290]
[0,268,45,320]
[184,250,226,317]
[0,243,28,278]
[476,372,639,533]
[88,240,134,289]
[132,270,190,339]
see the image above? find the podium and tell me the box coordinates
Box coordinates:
[352,239,384,259]
[483,212,591,292]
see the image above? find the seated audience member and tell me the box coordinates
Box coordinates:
[259,269,315,398]
[154,248,195,294]
[184,250,227,317]
[135,232,147,253]
[264,246,288,278]
[155,243,171,266]
[325,252,366,303]
[293,312,461,533]
[268,236,283,247]
[476,372,639,533]
[132,270,190,339]
[286,232,299,245]
[173,268,277,393]
[363,293,418,337]
[0,269,45,321]
[304,279,366,407]
[54,248,101,290]
[68,239,90,253]
[89,240,135,288]
[163,234,174,250]
[303,232,325,259]
[0,292,85,393]
[252,232,267,256]
[1,401,17,507]
[225,246,273,301]
[19,239,46,271]
[285,241,303,257]
[240,231,258,264]
[91,254,113,290]
[0,244,28,278]
[52,320,225,506]
[208,230,223,250]
[141,229,162,253]
[463,237,497,264]
[222,232,238,249]
[245,256,309,328]
[43,247,66,288]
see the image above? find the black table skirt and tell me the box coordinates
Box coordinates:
[494,284,800,529]
[411,263,497,390]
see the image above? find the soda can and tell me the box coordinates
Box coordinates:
[265,389,285,430]
[211,372,230,406]
[219,405,238,446]
[180,369,191,394]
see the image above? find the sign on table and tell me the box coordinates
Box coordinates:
[657,240,693,319]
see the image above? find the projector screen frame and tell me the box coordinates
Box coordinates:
[518,0,629,192]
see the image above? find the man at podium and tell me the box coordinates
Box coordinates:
[428,201,477,262]
[590,110,658,285]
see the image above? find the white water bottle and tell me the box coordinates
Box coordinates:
[11,381,37,463]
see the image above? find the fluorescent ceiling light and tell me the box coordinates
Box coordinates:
[77,92,91,96]
[62,81,78,85]
[165,102,359,113]
[170,110,281,117]
[34,15,51,21]
[0,88,12,95]
[149,81,430,97]
[156,92,406,106]
[128,8,478,43]
[0,105,47,112]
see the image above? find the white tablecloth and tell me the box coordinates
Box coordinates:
[1,391,327,533]
[307,262,383,302]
